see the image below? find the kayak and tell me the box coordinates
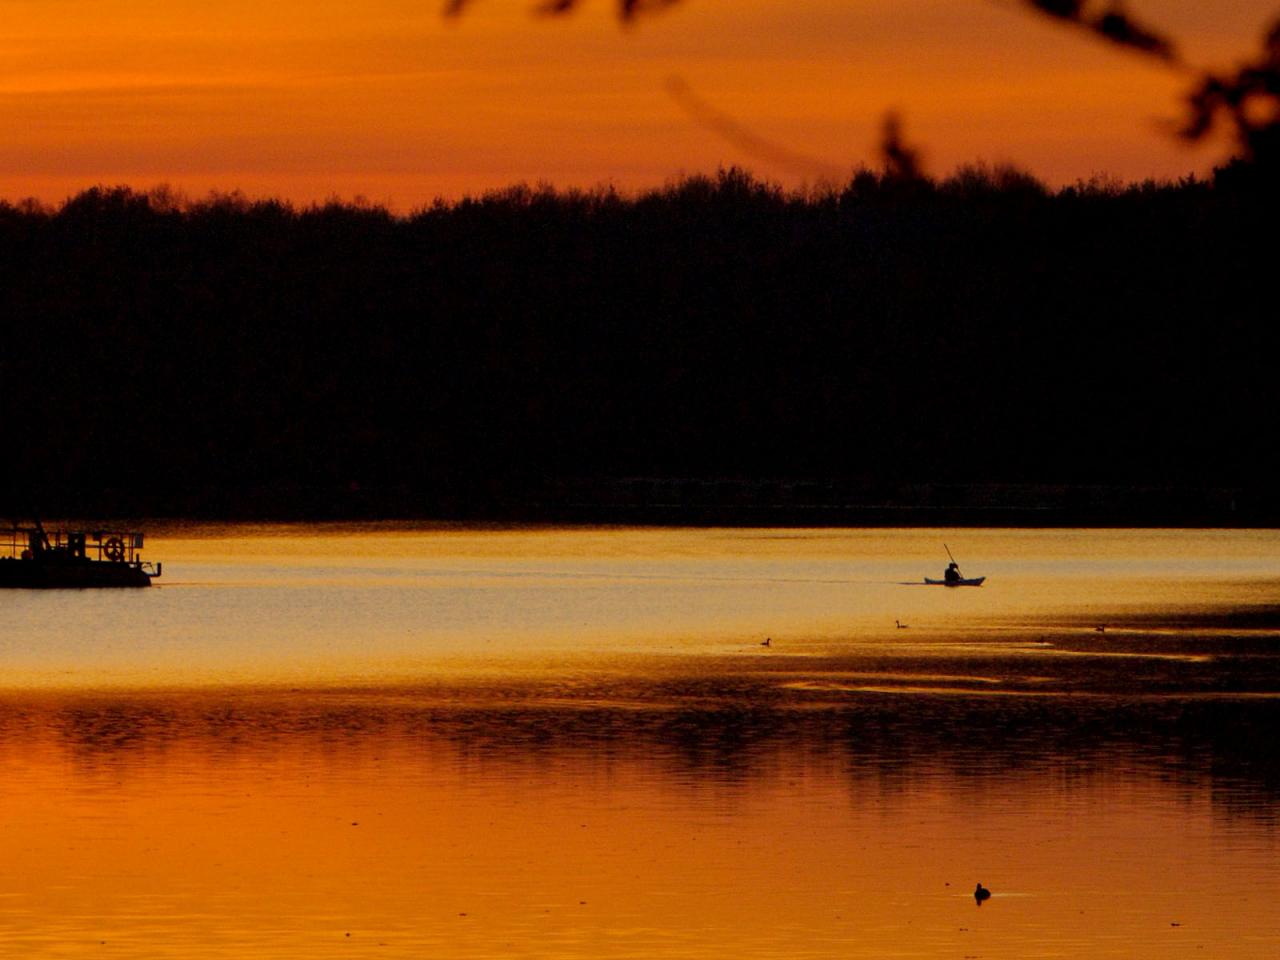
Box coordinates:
[923,576,985,587]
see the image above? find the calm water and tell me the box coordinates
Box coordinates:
[1,526,1278,958]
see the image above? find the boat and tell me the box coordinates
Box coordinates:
[924,543,985,586]
[0,520,161,588]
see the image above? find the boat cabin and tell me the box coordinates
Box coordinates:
[1,522,161,587]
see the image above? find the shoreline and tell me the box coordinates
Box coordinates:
[55,479,1277,528]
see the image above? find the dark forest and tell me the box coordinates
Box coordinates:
[1,164,1275,523]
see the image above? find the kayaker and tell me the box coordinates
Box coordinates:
[944,561,961,584]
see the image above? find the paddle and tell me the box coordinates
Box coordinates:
[943,543,961,578]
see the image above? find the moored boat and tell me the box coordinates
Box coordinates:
[0,521,161,588]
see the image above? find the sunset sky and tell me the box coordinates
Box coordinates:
[3,1,1276,206]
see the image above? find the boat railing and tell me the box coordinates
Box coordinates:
[2,525,151,566]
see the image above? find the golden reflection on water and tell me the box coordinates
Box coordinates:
[1,527,1279,957]
[3,525,1279,688]
[0,685,1277,959]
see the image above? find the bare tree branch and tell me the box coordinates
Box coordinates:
[445,1,1280,168]
[444,0,679,20]
[1022,1,1180,64]
[664,77,845,180]
[879,112,923,182]
[1182,16,1280,165]
[1026,0,1084,21]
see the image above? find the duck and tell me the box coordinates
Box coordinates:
[760,637,771,647]
[974,882,991,904]
[895,620,908,629]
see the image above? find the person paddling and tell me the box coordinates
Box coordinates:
[925,546,985,587]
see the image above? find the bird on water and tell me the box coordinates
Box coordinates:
[974,883,992,904]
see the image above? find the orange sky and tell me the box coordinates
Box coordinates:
[2,1,1277,206]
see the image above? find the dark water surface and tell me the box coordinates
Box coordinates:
[1,527,1277,957]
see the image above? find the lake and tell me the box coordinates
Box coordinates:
[1,526,1277,958]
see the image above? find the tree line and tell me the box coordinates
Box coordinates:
[0,165,1275,520]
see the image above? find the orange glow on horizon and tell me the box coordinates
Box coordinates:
[1,2,1277,206]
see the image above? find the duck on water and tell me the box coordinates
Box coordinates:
[0,520,161,588]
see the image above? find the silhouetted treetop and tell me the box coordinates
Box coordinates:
[0,166,1275,520]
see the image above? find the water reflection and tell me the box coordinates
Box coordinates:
[2,679,1278,958]
[1,527,1278,958]
[4,672,1276,814]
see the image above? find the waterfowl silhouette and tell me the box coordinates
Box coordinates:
[895,620,908,629]
[974,883,991,904]
[761,637,771,647]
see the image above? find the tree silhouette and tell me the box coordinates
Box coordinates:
[4,4,1277,523]
[1,167,1275,520]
